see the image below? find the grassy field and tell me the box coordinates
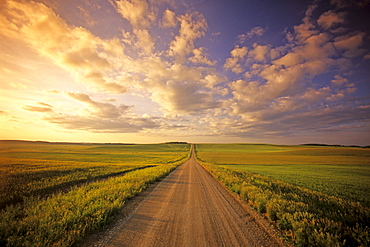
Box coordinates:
[195,144,370,207]
[0,141,190,246]
[0,141,190,208]
[195,144,370,246]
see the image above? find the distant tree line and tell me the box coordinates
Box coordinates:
[302,143,369,148]
[165,141,189,144]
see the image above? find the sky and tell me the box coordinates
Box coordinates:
[0,0,370,145]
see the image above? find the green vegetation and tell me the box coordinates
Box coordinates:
[0,141,190,246]
[0,141,190,208]
[195,144,370,247]
[196,144,370,207]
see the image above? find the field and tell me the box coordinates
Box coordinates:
[195,144,370,207]
[195,144,370,246]
[0,141,190,208]
[0,141,190,246]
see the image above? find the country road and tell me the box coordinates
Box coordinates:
[87,147,282,247]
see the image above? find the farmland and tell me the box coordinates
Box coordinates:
[195,144,370,246]
[0,141,190,208]
[195,143,370,207]
[0,141,190,246]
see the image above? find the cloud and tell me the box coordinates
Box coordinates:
[150,80,220,114]
[248,44,270,62]
[230,46,248,58]
[238,27,265,43]
[2,0,221,118]
[317,10,346,30]
[330,0,370,8]
[66,92,130,118]
[1,0,369,142]
[34,92,160,133]
[139,60,222,114]
[189,47,216,65]
[112,0,155,29]
[331,75,348,86]
[133,29,155,55]
[224,46,248,74]
[2,0,127,93]
[23,102,54,113]
[168,12,207,61]
[220,2,370,139]
[44,114,159,133]
[334,32,367,58]
[162,9,177,28]
[81,71,127,93]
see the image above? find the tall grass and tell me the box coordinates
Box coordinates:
[0,162,188,246]
[0,142,191,246]
[195,144,370,246]
[0,142,190,208]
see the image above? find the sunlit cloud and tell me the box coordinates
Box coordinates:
[39,92,160,133]
[317,10,346,30]
[238,26,265,43]
[112,0,155,30]
[162,9,177,28]
[0,0,369,144]
[23,102,53,113]
[2,0,127,94]
[168,12,207,61]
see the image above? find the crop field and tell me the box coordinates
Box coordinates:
[0,141,190,208]
[195,144,370,246]
[195,143,370,207]
[0,141,190,246]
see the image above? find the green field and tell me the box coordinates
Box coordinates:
[0,141,190,208]
[195,144,370,246]
[195,143,370,207]
[0,141,190,246]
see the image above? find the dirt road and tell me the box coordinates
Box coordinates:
[92,148,282,247]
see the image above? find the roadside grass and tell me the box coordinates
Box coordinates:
[0,141,190,208]
[195,144,370,246]
[0,142,190,246]
[0,165,182,247]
